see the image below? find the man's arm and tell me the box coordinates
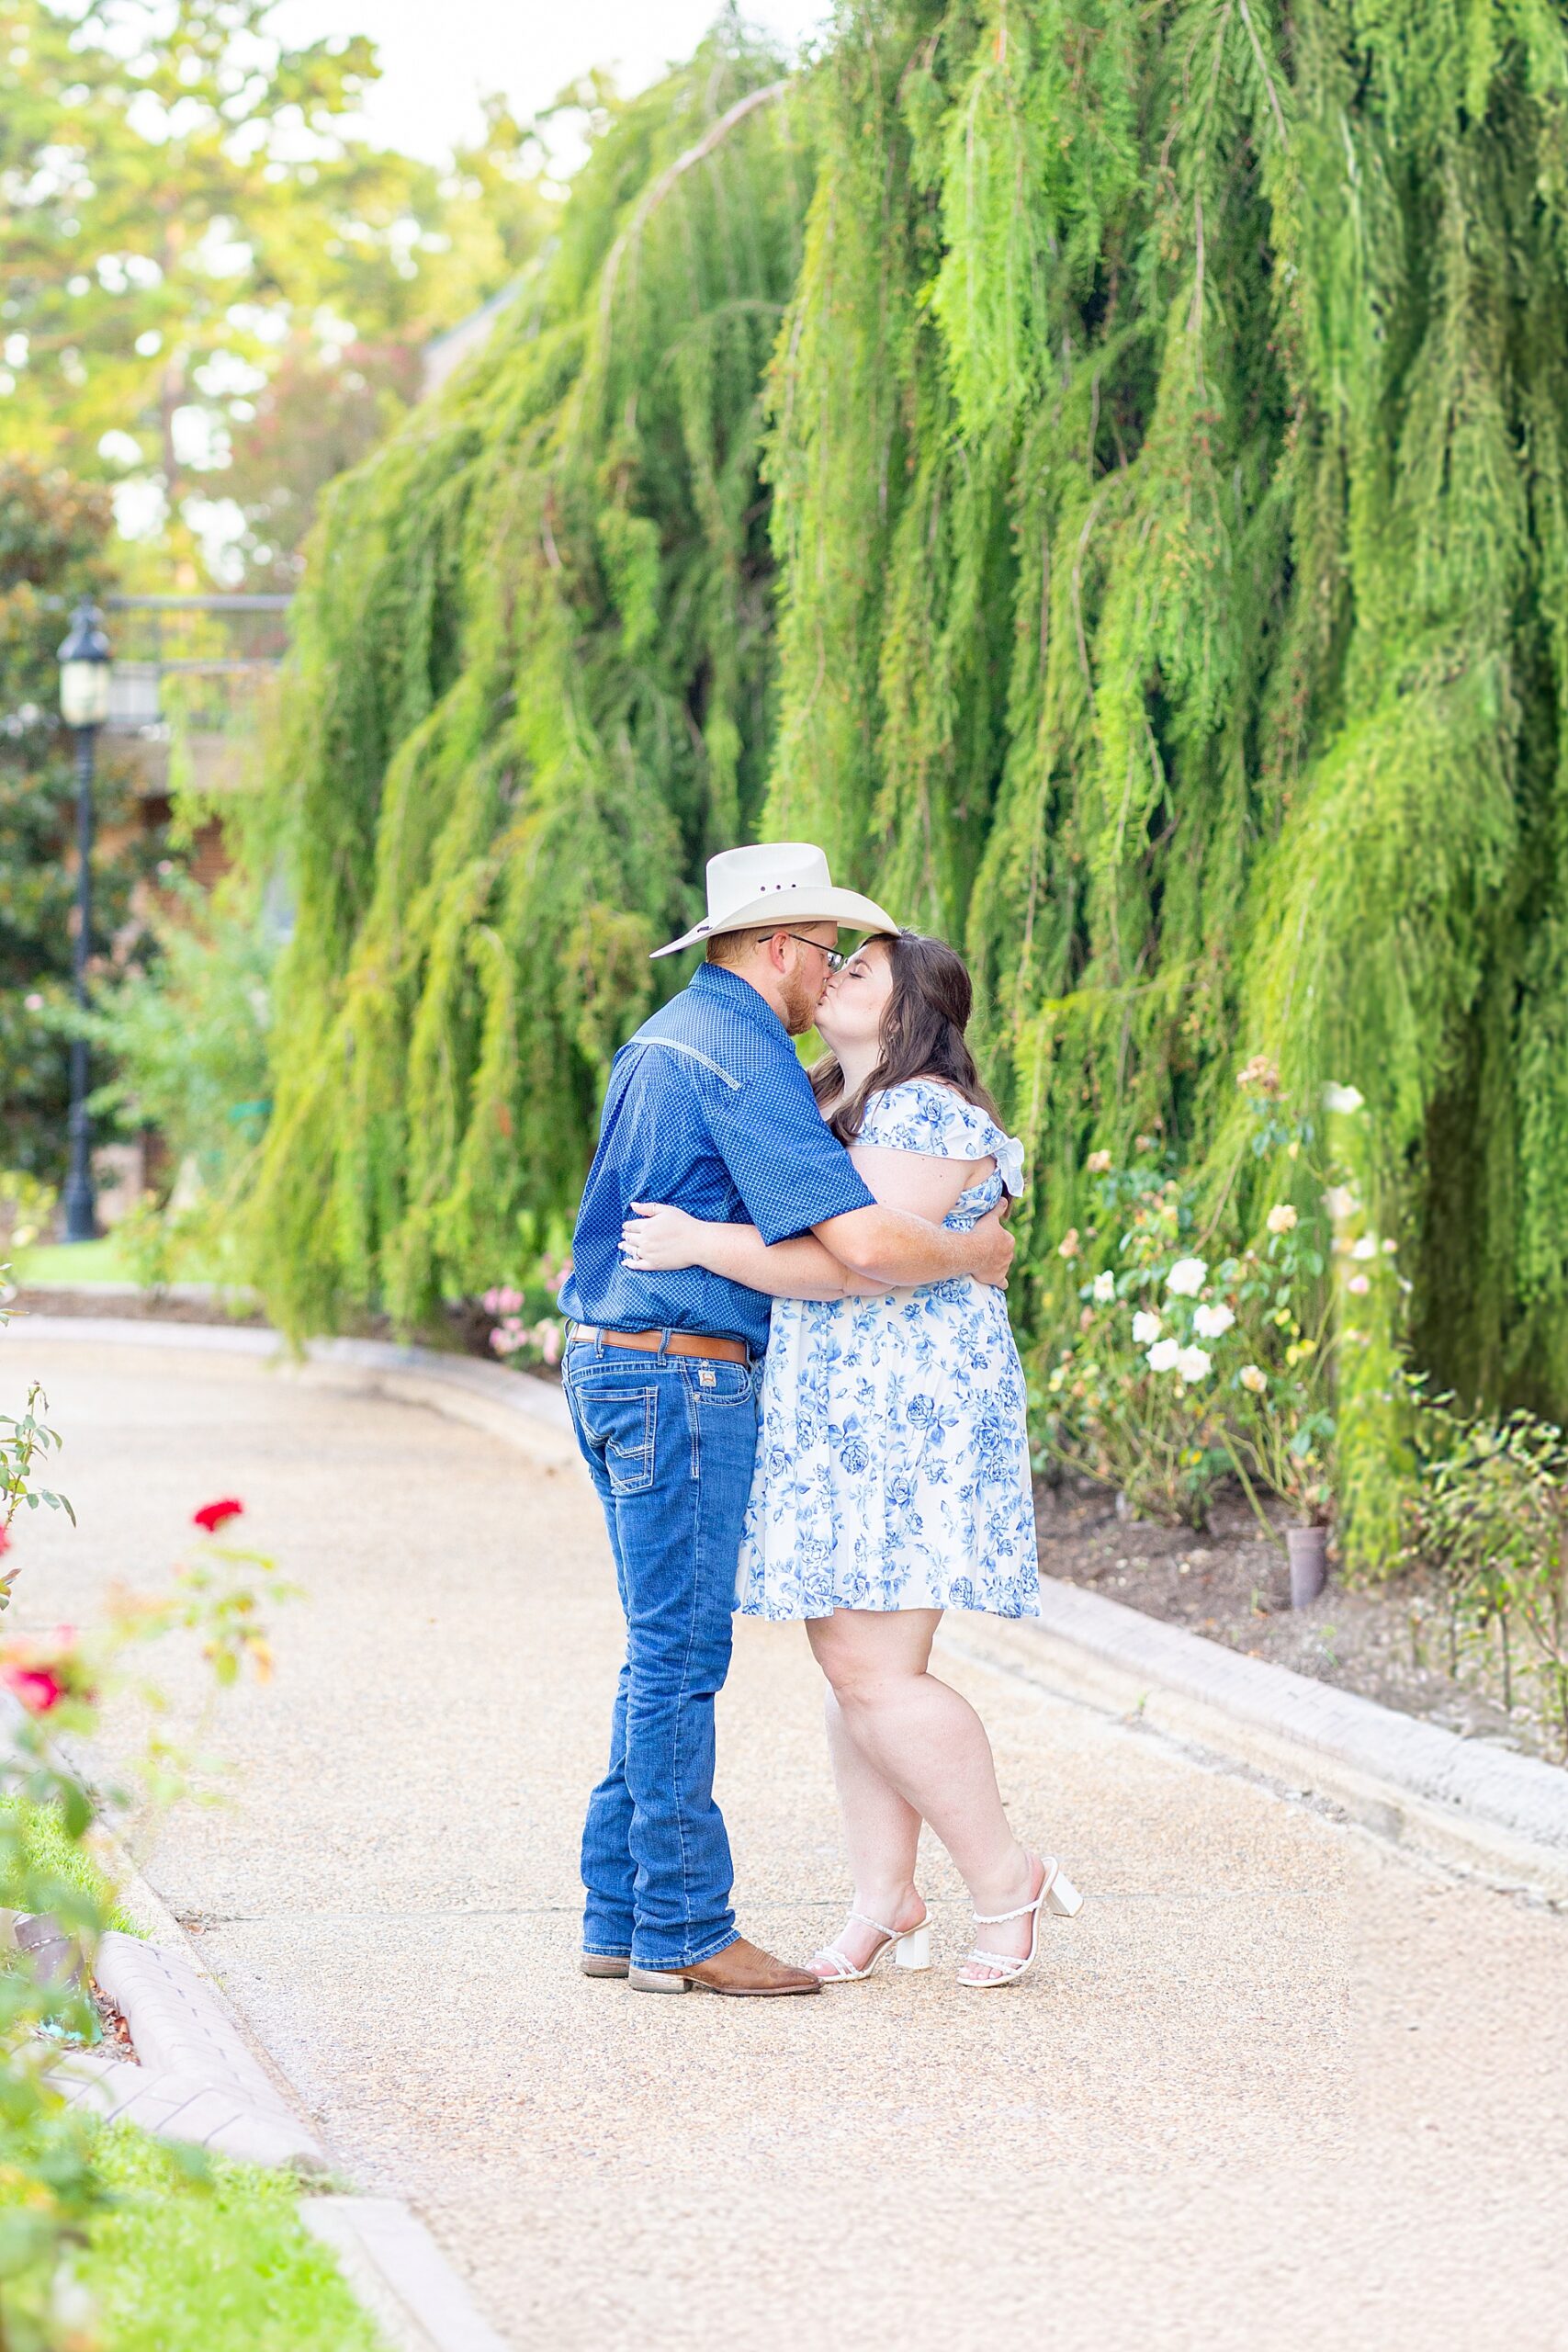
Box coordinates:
[622,1204,1011,1293]
[695,1045,1011,1291]
[813,1201,1013,1290]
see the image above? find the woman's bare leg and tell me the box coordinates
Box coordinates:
[807,1608,1039,1979]
[807,1685,925,1973]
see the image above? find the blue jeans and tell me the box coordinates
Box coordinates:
[565,1339,759,1971]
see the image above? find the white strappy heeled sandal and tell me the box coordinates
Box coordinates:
[959,1856,1083,1990]
[811,1909,932,1984]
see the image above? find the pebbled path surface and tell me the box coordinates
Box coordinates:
[5,1334,1565,2351]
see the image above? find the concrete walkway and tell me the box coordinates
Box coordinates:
[6,1334,1565,2350]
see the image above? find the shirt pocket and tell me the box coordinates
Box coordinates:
[571,1380,659,1495]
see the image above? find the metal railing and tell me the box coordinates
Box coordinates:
[103,594,291,736]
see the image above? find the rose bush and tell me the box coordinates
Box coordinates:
[481,1249,570,1373]
[1039,1065,1403,1534]
[0,1272,291,2345]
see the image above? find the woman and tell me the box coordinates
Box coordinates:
[623,933,1081,1990]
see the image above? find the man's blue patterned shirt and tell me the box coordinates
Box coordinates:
[558,962,874,1357]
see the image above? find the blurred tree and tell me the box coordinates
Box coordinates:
[0,458,165,1182]
[0,0,555,582]
[220,338,422,589]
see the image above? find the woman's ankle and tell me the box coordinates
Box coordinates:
[850,1881,923,1931]
[965,1845,1037,1919]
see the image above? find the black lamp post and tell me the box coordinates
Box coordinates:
[56,598,112,1245]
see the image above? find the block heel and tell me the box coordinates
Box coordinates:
[812,1905,931,1983]
[1045,1870,1083,1918]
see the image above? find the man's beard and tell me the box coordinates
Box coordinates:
[781,965,826,1036]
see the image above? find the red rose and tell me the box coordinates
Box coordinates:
[192,1498,243,1533]
[2,1663,63,1714]
[0,1522,10,1556]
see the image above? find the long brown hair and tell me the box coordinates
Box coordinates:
[809,932,1002,1145]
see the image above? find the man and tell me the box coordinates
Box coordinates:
[558,842,1015,1997]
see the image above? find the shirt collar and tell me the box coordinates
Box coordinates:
[687,959,788,1040]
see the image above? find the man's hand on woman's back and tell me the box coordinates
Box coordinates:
[964,1206,1015,1290]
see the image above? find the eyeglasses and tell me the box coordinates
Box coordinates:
[782,933,846,973]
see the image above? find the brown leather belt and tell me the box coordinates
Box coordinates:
[568,1325,751,1366]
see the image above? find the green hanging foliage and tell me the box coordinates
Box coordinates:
[254,0,1568,1552]
[761,0,1568,1529]
[247,27,809,1333]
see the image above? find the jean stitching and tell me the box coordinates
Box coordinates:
[608,1386,658,1495]
[581,1943,632,1959]
[683,1365,700,1481]
[670,1449,699,1936]
[631,1927,739,1972]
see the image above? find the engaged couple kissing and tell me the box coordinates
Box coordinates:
[559,842,1082,1997]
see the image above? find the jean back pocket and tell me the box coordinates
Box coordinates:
[571,1380,658,1495]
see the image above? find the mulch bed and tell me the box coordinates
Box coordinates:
[93,1986,135,2063]
[1035,1475,1564,1768]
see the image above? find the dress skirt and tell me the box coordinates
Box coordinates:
[736,1275,1042,1622]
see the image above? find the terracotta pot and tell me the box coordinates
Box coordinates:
[1287,1524,1328,1609]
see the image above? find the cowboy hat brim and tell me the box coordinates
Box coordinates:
[650,886,901,958]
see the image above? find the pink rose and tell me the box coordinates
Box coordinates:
[2,1663,63,1714]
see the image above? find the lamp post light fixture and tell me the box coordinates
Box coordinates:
[56,598,112,1244]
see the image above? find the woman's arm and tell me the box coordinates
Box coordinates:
[623,1204,885,1299]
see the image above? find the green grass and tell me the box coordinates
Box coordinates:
[17,1235,242,1289]
[16,1237,137,1283]
[79,2127,386,2352]
[0,1794,137,1936]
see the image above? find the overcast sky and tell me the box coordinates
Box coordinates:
[268,2,834,167]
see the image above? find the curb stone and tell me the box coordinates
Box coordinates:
[42,1933,329,2171]
[0,1683,333,2166]
[300,2198,513,2352]
[952,1583,1568,1903]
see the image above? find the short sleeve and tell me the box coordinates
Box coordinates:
[860,1082,1027,1194]
[702,1052,874,1244]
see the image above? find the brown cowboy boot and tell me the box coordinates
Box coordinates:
[628,1935,821,1997]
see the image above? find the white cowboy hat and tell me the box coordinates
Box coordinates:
[650,842,900,958]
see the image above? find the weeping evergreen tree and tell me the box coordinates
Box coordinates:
[763,0,1568,1523]
[248,27,808,1331]
[253,0,1568,1545]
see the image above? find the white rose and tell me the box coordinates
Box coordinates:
[1350,1236,1378,1261]
[1266,1204,1298,1235]
[1323,1186,1358,1220]
[1323,1083,1365,1114]
[1175,1346,1213,1382]
[1239,1363,1268,1395]
[1166,1257,1207,1297]
[1193,1302,1235,1339]
[1146,1338,1181,1373]
[1132,1310,1162,1346]
[1092,1271,1116,1303]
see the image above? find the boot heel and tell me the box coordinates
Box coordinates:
[628,1966,694,1994]
[1045,1868,1083,1919]
[893,1925,931,1970]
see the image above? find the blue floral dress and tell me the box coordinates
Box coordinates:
[737,1079,1041,1621]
